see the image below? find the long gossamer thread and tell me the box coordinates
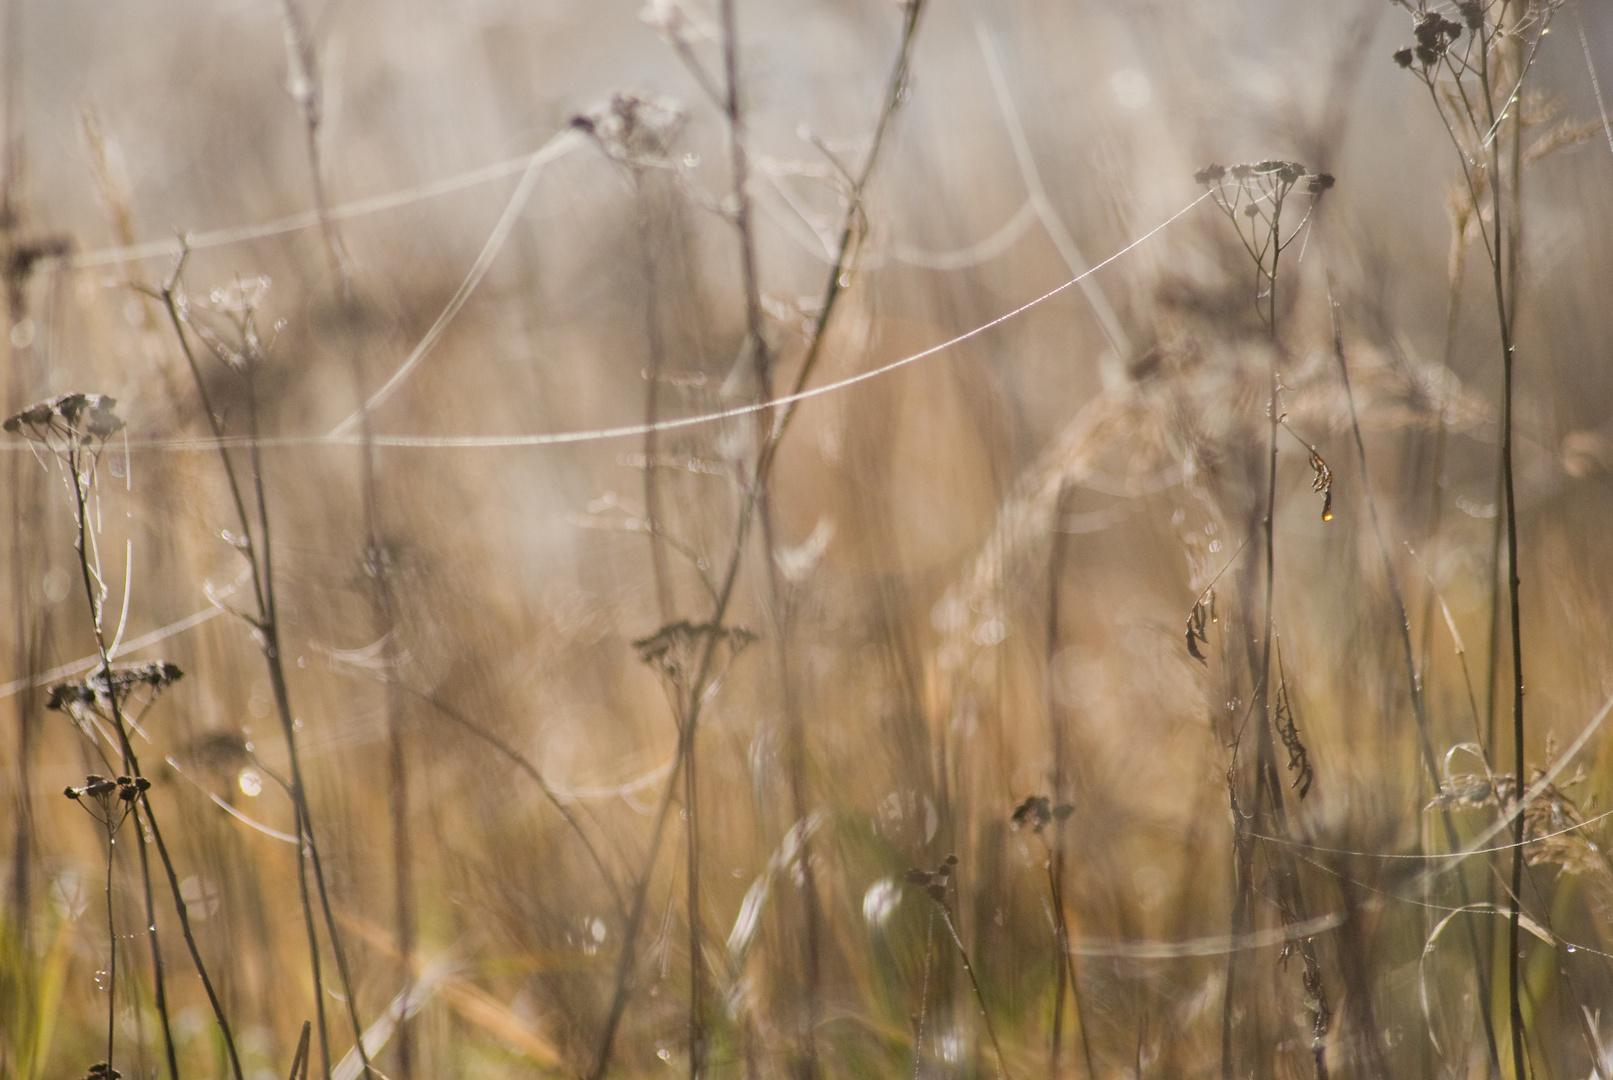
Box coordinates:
[326,132,571,436]
[64,130,583,271]
[0,192,1208,693]
[38,190,1209,457]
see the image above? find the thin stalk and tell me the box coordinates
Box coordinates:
[103,818,117,1071]
[745,10,924,1068]
[1043,485,1093,1080]
[248,381,373,1080]
[281,2,404,1069]
[392,682,626,918]
[683,682,704,1080]
[1481,25,1527,1080]
[1326,280,1502,1076]
[131,802,181,1080]
[587,9,928,1076]
[63,434,242,1080]
[936,902,1011,1080]
[637,189,676,624]
[155,277,368,1080]
[757,504,823,1080]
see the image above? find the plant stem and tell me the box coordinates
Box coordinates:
[131,802,181,1080]
[64,434,242,1080]
[587,9,928,1076]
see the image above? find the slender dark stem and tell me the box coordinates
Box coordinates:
[683,687,704,1080]
[279,6,411,1065]
[637,184,676,624]
[1326,280,1502,1076]
[1043,485,1094,1080]
[392,682,626,918]
[132,802,181,1080]
[587,9,928,1077]
[758,501,823,1080]
[103,818,117,1071]
[63,438,242,1080]
[937,902,1011,1080]
[158,276,369,1080]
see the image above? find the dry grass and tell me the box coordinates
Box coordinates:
[3,1,1613,1078]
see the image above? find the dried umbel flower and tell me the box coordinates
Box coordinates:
[572,90,688,170]
[634,621,755,683]
[64,774,148,826]
[1456,0,1485,32]
[47,661,184,716]
[905,854,960,902]
[101,660,185,696]
[1397,12,1464,68]
[1196,160,1333,206]
[3,393,125,447]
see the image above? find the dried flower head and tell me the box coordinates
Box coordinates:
[47,662,184,717]
[64,773,147,828]
[1402,12,1464,67]
[905,855,960,903]
[1011,794,1074,834]
[3,393,125,447]
[572,90,688,170]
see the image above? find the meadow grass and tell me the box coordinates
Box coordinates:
[3,1,1613,1078]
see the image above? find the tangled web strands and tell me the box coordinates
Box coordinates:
[24,193,1209,457]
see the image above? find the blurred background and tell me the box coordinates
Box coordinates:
[2,0,1613,1077]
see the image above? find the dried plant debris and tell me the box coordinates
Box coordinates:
[905,854,960,903]
[1440,760,1611,879]
[1308,448,1334,522]
[3,393,125,446]
[1186,589,1215,664]
[1010,794,1073,834]
[1273,677,1314,799]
